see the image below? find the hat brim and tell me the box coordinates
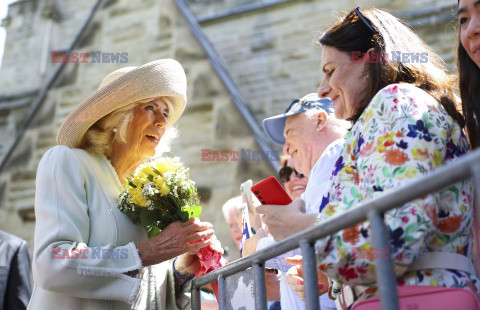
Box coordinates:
[262,114,288,145]
[57,59,187,148]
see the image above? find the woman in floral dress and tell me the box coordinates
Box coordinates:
[258,7,479,307]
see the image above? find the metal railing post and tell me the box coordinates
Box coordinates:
[253,261,267,310]
[191,285,201,310]
[218,275,226,309]
[300,240,321,310]
[368,210,400,310]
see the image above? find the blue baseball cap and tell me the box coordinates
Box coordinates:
[262,93,334,145]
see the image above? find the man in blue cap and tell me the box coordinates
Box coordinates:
[263,93,348,214]
[246,93,349,310]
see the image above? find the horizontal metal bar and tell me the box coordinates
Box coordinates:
[192,149,480,288]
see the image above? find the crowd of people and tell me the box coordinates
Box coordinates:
[2,1,480,309]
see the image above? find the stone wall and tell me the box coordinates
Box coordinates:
[0,0,461,261]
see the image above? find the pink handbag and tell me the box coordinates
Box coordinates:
[352,286,480,310]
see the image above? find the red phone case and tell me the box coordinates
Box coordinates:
[251,176,293,205]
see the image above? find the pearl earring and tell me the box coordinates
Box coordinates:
[112,127,118,133]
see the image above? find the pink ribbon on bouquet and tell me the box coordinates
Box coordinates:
[195,245,227,301]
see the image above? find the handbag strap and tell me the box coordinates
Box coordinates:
[407,251,476,275]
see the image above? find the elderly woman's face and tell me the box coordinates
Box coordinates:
[458,0,480,69]
[317,46,368,120]
[114,98,169,162]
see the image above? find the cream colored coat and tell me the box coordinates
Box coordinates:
[28,146,190,310]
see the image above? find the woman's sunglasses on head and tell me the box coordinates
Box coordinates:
[343,6,375,33]
[278,166,305,183]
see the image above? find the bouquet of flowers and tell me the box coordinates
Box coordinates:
[118,157,225,290]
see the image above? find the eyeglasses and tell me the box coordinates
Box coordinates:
[343,6,375,33]
[278,166,305,183]
[284,98,300,113]
[285,97,330,114]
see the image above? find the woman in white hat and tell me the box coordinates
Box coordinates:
[28,59,215,310]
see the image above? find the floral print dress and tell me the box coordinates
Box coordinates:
[315,83,479,301]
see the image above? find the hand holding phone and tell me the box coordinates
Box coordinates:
[251,176,292,206]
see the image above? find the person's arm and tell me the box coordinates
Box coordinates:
[5,240,31,310]
[313,84,472,285]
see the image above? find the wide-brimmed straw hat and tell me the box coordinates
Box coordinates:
[57,59,187,148]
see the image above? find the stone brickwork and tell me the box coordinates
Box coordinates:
[0,0,460,261]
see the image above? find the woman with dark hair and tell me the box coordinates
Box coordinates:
[257,7,479,308]
[457,0,480,148]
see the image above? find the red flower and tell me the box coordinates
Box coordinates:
[342,224,362,245]
[356,265,368,274]
[339,264,359,281]
[437,214,462,233]
[385,148,409,166]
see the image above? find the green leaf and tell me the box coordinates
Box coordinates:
[351,187,361,199]
[446,186,460,203]
[403,236,417,243]
[127,179,136,188]
[180,205,203,220]
[147,174,154,181]
[140,208,160,227]
[392,166,407,177]
[148,226,161,238]
[382,167,392,178]
[405,223,415,235]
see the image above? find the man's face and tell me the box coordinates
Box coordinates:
[282,112,318,175]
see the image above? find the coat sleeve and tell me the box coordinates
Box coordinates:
[314,84,473,285]
[5,240,31,310]
[32,146,142,304]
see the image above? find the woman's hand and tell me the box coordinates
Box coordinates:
[255,199,316,241]
[137,218,214,267]
[285,255,329,301]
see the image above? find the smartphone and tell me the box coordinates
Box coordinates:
[251,176,292,205]
[240,179,254,213]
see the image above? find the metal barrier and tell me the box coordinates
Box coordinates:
[191,148,480,310]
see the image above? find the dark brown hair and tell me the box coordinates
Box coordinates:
[457,33,480,149]
[319,8,465,127]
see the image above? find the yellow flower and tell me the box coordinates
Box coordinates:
[140,165,154,176]
[376,132,395,153]
[159,184,170,196]
[431,149,442,167]
[411,147,429,161]
[429,278,438,287]
[362,109,374,124]
[398,166,418,180]
[154,160,176,175]
[130,187,148,207]
[154,176,165,189]
[322,203,338,217]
